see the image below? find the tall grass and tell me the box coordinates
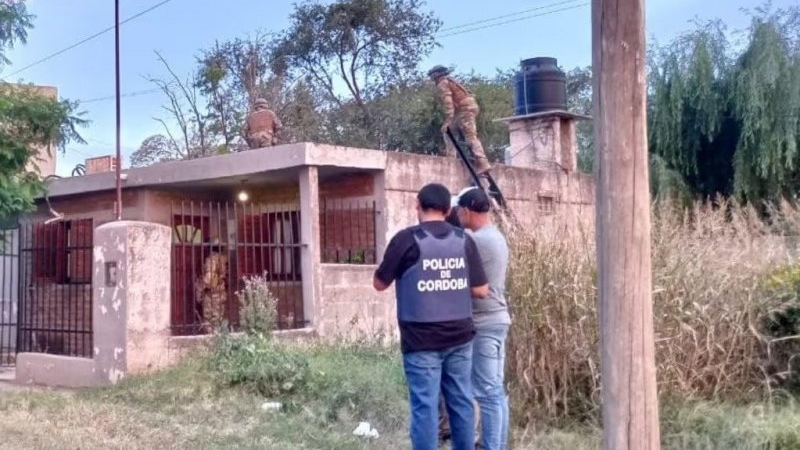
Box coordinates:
[506,200,800,425]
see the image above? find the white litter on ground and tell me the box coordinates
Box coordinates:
[352,421,379,438]
[261,401,282,411]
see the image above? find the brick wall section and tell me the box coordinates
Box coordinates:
[320,173,374,198]
[319,173,377,264]
[33,189,146,227]
[320,208,376,264]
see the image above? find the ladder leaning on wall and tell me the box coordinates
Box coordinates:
[444,128,518,233]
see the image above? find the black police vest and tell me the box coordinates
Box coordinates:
[395,228,473,323]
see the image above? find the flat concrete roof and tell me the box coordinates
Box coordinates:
[43,142,390,199]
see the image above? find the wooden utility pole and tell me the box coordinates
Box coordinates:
[592,0,661,448]
[114,0,122,220]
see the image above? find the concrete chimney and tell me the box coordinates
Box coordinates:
[85,155,119,175]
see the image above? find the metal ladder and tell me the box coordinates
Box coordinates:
[444,128,517,231]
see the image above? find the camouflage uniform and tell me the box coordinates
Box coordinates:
[244,98,283,149]
[439,395,482,447]
[428,65,491,174]
[197,251,228,332]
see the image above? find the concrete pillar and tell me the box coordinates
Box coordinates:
[373,171,388,262]
[93,221,171,383]
[505,114,578,173]
[299,167,320,328]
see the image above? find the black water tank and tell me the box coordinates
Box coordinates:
[514,57,567,115]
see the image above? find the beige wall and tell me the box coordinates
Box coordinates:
[315,153,595,340]
[316,264,397,339]
[381,152,595,241]
[16,221,172,387]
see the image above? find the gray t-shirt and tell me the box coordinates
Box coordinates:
[468,224,511,328]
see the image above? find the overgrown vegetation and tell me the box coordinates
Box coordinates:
[2,259,800,447]
[208,275,407,429]
[506,200,800,426]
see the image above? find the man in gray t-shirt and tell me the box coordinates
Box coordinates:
[456,187,510,450]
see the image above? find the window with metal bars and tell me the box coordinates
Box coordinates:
[31,219,93,284]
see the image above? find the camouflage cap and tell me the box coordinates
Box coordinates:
[254,98,269,108]
[427,65,451,77]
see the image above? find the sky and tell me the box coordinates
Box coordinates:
[5,0,793,176]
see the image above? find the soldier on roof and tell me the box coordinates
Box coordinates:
[243,98,283,149]
[428,65,491,175]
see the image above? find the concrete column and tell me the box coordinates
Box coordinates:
[93,221,171,383]
[299,167,320,328]
[373,171,388,262]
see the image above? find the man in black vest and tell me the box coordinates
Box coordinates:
[374,183,489,450]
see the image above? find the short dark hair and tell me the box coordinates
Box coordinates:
[457,187,491,213]
[417,183,452,214]
[445,207,462,228]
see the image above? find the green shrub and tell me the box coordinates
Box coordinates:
[208,334,310,398]
[762,263,800,391]
[236,274,278,337]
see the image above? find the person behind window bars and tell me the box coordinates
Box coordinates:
[196,238,228,333]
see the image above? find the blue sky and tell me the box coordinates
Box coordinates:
[5,0,791,175]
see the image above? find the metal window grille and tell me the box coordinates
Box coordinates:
[170,201,306,336]
[320,199,377,265]
[13,219,94,359]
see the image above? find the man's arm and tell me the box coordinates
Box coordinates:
[464,235,489,298]
[436,79,455,125]
[373,231,411,292]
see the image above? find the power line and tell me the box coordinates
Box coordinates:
[76,1,587,105]
[438,3,589,38]
[3,0,179,79]
[81,87,162,104]
[438,0,585,33]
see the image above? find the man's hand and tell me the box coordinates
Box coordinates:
[471,283,489,299]
[373,276,391,292]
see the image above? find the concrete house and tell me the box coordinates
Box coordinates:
[1,61,594,387]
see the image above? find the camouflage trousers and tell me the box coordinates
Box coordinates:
[442,99,487,164]
[439,395,482,447]
[246,131,275,149]
[201,290,227,332]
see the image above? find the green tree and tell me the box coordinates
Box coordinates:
[196,33,325,148]
[648,4,800,204]
[565,66,594,172]
[0,2,85,222]
[273,0,441,127]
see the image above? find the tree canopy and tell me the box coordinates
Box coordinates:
[0,2,85,223]
[648,4,800,204]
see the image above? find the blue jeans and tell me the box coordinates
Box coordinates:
[402,340,475,450]
[472,324,510,450]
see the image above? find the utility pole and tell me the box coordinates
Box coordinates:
[114,0,123,220]
[592,0,661,448]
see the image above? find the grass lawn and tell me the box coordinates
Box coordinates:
[0,340,798,449]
